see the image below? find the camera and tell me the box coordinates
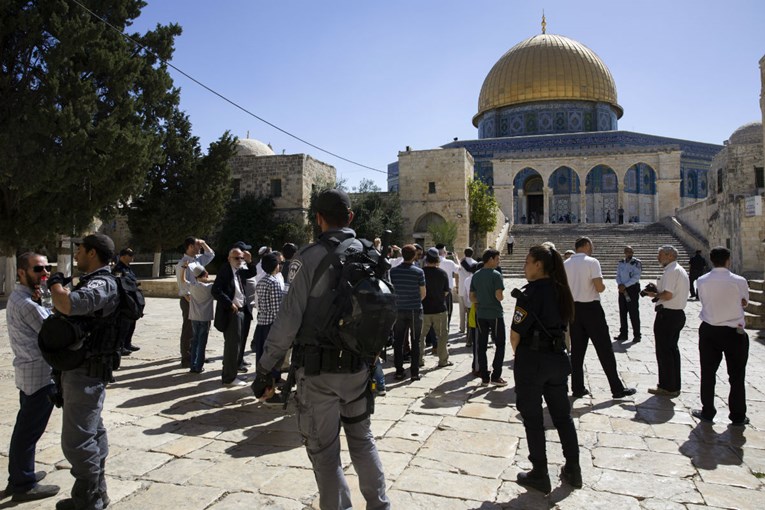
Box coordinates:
[639,283,657,298]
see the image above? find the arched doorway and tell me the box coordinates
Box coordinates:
[585,165,618,223]
[413,212,446,246]
[513,168,543,224]
[624,163,657,222]
[548,166,581,223]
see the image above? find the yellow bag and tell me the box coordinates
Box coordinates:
[468,304,477,329]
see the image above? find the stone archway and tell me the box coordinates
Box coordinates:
[585,165,618,223]
[413,212,446,246]
[513,168,543,223]
[624,162,657,222]
[548,166,581,223]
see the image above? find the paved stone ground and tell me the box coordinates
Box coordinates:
[1,277,764,509]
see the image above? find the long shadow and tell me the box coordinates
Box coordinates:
[115,367,230,408]
[477,480,577,509]
[679,422,746,469]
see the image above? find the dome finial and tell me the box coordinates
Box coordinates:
[541,10,546,34]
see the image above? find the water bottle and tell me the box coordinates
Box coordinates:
[39,276,53,310]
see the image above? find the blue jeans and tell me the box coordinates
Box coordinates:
[8,384,55,492]
[373,359,385,390]
[190,321,210,371]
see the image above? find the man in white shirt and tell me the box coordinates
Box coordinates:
[437,245,459,327]
[564,237,636,399]
[175,237,215,368]
[692,247,750,426]
[457,248,478,336]
[642,245,689,398]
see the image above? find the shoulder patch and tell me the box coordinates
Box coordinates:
[513,307,528,324]
[86,279,107,290]
[288,259,303,283]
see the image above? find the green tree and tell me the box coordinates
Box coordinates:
[468,178,499,245]
[351,192,404,244]
[428,220,458,250]
[0,0,180,254]
[215,195,278,256]
[127,107,237,256]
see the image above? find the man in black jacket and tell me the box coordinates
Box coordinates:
[113,248,141,355]
[688,250,707,300]
[212,247,257,386]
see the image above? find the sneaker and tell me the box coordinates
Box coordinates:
[223,378,248,387]
[560,465,583,489]
[480,378,490,387]
[691,409,714,423]
[491,377,508,387]
[516,470,551,494]
[12,484,60,502]
[376,388,387,396]
[612,388,637,399]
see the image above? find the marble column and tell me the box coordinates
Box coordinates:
[579,189,587,223]
[543,186,551,224]
[517,190,525,223]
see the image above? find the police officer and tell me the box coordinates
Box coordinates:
[251,189,390,510]
[48,233,120,510]
[614,245,642,342]
[113,248,140,355]
[511,245,581,494]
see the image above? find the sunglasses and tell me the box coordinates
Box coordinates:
[231,256,245,260]
[33,265,53,273]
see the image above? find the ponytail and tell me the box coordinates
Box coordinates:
[528,245,575,324]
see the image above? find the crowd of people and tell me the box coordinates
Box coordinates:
[3,188,753,507]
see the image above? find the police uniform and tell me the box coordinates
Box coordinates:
[511,279,579,478]
[259,227,390,510]
[60,266,119,510]
[112,259,138,352]
[615,256,642,341]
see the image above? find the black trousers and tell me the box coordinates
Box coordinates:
[179,298,193,366]
[618,284,641,339]
[570,301,625,395]
[393,309,422,377]
[514,345,578,469]
[8,384,55,492]
[699,322,749,422]
[689,273,702,298]
[476,317,506,381]
[653,308,685,392]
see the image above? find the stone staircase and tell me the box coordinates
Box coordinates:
[501,223,694,279]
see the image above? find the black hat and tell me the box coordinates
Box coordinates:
[315,189,351,215]
[73,233,115,259]
[119,248,134,257]
[233,241,252,251]
[38,316,88,371]
[260,253,279,274]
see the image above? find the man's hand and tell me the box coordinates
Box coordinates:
[618,284,625,293]
[47,272,72,289]
[251,368,274,399]
[230,303,239,313]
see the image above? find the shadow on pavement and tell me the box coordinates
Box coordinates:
[679,422,746,469]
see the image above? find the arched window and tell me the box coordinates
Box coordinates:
[414,212,446,232]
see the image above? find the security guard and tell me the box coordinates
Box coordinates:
[48,233,120,510]
[251,189,390,510]
[614,245,642,342]
[511,245,581,494]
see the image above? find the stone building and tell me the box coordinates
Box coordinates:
[230,138,336,223]
[389,26,722,246]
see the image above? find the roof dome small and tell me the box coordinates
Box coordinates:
[236,138,275,157]
[728,122,762,145]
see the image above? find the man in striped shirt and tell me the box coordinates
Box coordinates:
[389,245,426,381]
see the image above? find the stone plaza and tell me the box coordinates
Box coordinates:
[1,278,764,509]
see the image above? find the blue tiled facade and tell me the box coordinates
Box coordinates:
[477,101,619,138]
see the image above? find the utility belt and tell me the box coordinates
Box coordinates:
[83,352,120,382]
[524,329,567,353]
[292,344,366,375]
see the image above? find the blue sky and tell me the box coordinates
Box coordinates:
[128,0,765,190]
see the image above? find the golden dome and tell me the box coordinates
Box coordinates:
[473,34,622,127]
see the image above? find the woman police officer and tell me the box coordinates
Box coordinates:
[510,244,581,494]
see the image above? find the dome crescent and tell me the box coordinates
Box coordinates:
[473,33,622,126]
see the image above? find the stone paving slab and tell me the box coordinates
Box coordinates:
[1,277,765,508]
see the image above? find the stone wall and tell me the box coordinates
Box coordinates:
[398,148,472,250]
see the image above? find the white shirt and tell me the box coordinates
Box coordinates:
[231,262,245,308]
[656,260,689,310]
[457,257,477,297]
[697,267,749,328]
[564,253,603,302]
[439,257,458,289]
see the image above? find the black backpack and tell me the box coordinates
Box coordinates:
[314,237,397,360]
[113,274,145,320]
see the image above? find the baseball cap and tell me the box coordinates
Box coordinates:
[315,189,351,215]
[233,241,252,251]
[73,233,115,259]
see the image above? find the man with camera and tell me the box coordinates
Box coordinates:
[641,245,689,398]
[48,233,120,510]
[176,237,215,368]
[4,252,60,502]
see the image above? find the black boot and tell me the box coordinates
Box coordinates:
[560,463,583,489]
[517,468,551,494]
